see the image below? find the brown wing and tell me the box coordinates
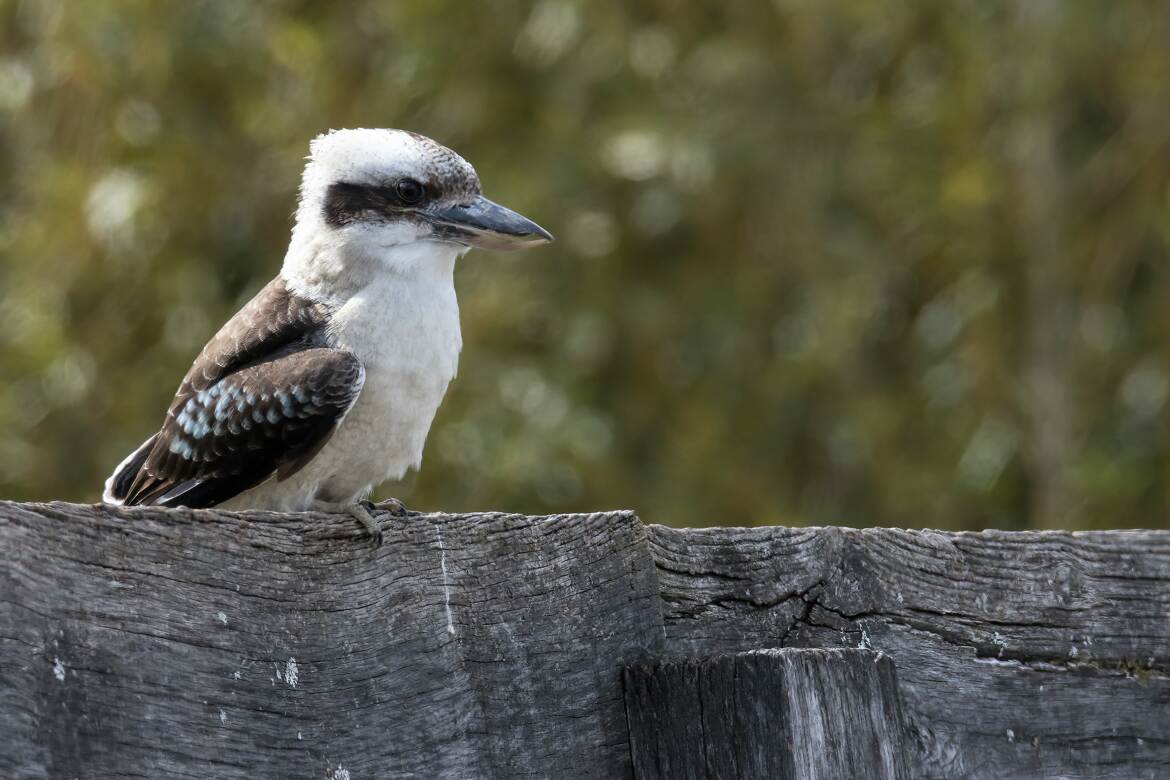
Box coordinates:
[108,278,364,508]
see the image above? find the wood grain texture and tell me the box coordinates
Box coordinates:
[0,501,663,779]
[624,648,911,780]
[3,502,1169,779]
[647,524,1170,780]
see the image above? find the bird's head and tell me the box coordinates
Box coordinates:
[291,129,552,266]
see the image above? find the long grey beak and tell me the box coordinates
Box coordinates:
[425,195,554,251]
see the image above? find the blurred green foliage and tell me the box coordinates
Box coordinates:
[1,1,1169,530]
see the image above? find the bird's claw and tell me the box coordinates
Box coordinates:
[337,502,383,548]
[367,497,410,517]
[313,498,408,548]
[352,505,383,548]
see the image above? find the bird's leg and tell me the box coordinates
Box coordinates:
[362,496,410,517]
[312,500,383,548]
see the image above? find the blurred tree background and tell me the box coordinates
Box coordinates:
[1,0,1169,531]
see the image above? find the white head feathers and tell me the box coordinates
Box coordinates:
[295,128,480,225]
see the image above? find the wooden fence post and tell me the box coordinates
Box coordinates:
[2,501,1170,778]
[623,649,912,780]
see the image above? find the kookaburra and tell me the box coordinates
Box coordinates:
[103,128,552,543]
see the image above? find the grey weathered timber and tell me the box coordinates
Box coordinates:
[0,502,663,779]
[648,524,1170,780]
[624,649,912,780]
[2,502,1170,779]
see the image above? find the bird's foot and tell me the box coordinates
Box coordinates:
[362,496,410,517]
[313,500,383,548]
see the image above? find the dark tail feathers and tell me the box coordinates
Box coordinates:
[102,434,157,505]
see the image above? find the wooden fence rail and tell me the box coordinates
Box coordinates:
[1,501,1168,778]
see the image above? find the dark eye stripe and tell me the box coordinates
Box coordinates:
[322,182,382,227]
[321,181,428,227]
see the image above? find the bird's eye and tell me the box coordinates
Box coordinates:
[396,178,425,204]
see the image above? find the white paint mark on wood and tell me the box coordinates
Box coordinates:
[219,709,227,724]
[216,611,228,626]
[857,627,873,650]
[974,657,1021,668]
[328,765,351,780]
[52,657,65,682]
[285,657,299,688]
[436,525,456,636]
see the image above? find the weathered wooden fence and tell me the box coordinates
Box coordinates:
[1,501,1168,779]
